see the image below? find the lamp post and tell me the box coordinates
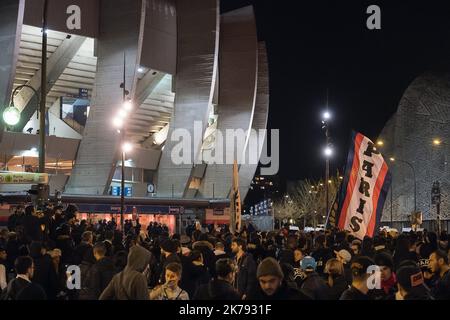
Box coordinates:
[322,108,332,223]
[389,157,417,213]
[3,85,40,127]
[113,52,133,234]
[39,0,48,174]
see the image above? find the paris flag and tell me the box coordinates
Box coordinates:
[337,131,392,239]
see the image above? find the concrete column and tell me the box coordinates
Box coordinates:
[0,0,24,142]
[156,0,220,197]
[65,0,145,195]
[197,6,258,199]
[238,42,270,201]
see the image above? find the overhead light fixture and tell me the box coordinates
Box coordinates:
[122,142,133,153]
[113,117,123,128]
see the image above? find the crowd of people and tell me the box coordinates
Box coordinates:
[0,202,449,300]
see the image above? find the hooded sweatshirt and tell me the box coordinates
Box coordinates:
[99,245,151,300]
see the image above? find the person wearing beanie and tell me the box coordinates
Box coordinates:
[371,252,397,300]
[246,257,311,300]
[298,256,330,300]
[396,265,433,300]
[159,239,180,284]
[340,256,375,300]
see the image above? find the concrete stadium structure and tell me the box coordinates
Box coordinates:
[0,0,269,203]
[378,71,450,223]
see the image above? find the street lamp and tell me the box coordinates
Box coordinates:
[3,106,21,126]
[389,157,417,213]
[376,140,384,147]
[432,138,441,146]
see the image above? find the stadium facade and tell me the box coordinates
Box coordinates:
[0,0,269,203]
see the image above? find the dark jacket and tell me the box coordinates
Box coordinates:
[234,252,257,297]
[193,279,241,300]
[30,253,58,300]
[300,271,331,300]
[340,286,370,300]
[246,281,312,300]
[99,246,151,300]
[192,241,216,277]
[56,235,74,265]
[79,257,116,300]
[3,277,45,300]
[311,248,333,275]
[22,215,43,243]
[431,270,450,300]
[73,242,94,265]
[16,282,47,300]
[328,275,350,300]
[182,263,211,298]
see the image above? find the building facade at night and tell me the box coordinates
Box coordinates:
[378,71,450,224]
[0,0,270,204]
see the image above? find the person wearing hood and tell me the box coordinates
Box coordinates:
[99,245,151,300]
[246,257,311,300]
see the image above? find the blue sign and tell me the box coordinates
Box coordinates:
[125,187,132,197]
[111,186,132,197]
[111,186,120,196]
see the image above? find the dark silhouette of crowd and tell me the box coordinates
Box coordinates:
[1,203,449,300]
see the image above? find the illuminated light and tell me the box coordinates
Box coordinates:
[328,180,332,184]
[3,106,21,126]
[376,140,384,146]
[113,117,123,128]
[433,139,441,146]
[323,111,331,120]
[123,100,133,112]
[117,108,127,119]
[389,157,395,162]
[324,146,333,157]
[122,142,133,153]
[137,67,144,73]
[339,176,343,180]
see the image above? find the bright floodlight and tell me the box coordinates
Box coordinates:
[123,100,133,112]
[376,140,384,146]
[117,108,128,118]
[112,117,123,128]
[324,146,333,157]
[323,111,331,120]
[3,106,21,126]
[389,157,395,162]
[122,142,133,153]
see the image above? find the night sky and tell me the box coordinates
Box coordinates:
[222,0,450,200]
